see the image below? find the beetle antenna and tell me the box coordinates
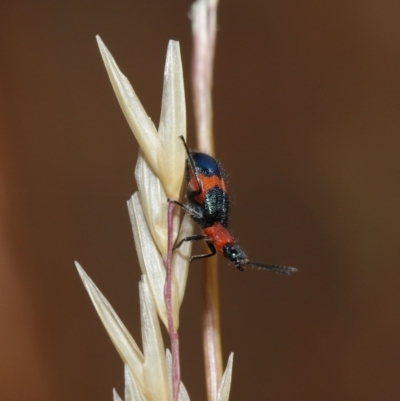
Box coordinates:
[178,135,203,194]
[178,135,191,157]
[245,261,298,275]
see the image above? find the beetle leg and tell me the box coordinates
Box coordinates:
[173,234,206,250]
[190,241,216,262]
[168,199,204,220]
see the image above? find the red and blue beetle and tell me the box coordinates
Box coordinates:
[171,136,297,275]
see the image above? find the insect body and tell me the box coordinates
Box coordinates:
[172,136,297,275]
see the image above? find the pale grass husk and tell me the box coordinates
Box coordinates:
[75,262,234,401]
[76,31,234,401]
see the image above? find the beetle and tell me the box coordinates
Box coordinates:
[170,136,297,274]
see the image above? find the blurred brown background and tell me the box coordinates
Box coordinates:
[1,1,400,400]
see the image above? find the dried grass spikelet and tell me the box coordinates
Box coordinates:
[97,35,191,327]
[76,263,234,401]
[97,35,186,258]
[128,187,194,329]
[96,36,185,203]
[76,34,234,401]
